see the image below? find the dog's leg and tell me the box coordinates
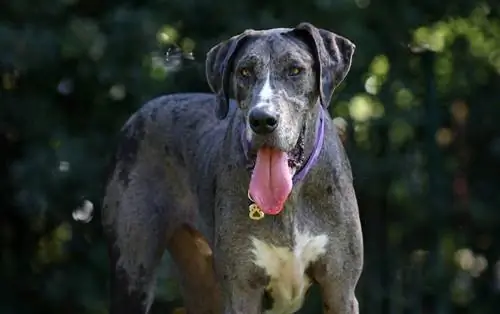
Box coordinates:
[104,192,168,314]
[103,165,171,314]
[107,237,165,314]
[219,281,262,314]
[167,224,221,314]
[312,255,361,314]
[213,251,264,314]
[317,282,359,314]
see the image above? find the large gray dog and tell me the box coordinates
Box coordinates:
[102,22,363,314]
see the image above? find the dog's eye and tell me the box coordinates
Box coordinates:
[239,67,252,78]
[288,66,303,77]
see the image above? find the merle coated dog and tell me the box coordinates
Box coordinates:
[102,22,363,314]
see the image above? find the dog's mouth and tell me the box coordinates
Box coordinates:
[245,124,306,172]
[246,125,306,216]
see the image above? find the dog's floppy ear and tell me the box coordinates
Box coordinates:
[205,31,253,119]
[293,22,356,108]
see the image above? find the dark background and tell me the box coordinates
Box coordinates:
[1,0,500,313]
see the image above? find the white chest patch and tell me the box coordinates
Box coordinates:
[250,229,329,314]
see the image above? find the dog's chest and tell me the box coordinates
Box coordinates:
[250,228,328,314]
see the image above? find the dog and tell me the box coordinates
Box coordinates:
[102,22,364,314]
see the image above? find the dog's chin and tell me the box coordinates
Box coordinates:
[246,125,306,175]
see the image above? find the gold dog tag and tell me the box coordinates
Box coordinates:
[248,191,265,220]
[249,204,265,220]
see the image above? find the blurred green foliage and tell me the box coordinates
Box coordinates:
[1,0,500,313]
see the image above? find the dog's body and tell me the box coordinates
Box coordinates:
[102,23,363,314]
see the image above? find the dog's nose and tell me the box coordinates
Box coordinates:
[249,108,278,134]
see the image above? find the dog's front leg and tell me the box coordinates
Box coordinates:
[312,261,360,314]
[312,239,362,314]
[219,279,263,314]
[317,280,359,314]
[214,240,265,314]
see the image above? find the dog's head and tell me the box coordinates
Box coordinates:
[206,22,354,148]
[205,22,355,214]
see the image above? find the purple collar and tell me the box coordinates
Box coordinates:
[241,108,325,184]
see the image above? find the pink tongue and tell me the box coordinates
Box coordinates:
[249,148,293,215]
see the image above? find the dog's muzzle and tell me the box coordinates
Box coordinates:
[241,108,325,180]
[244,122,305,173]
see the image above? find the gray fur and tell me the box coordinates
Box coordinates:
[102,22,363,314]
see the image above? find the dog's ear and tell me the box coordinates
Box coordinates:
[293,23,355,109]
[205,31,253,119]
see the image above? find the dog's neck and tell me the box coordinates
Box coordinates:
[240,104,325,185]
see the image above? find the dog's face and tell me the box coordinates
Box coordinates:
[232,33,317,155]
[206,23,355,165]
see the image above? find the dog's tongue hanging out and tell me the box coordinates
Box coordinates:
[249,148,293,215]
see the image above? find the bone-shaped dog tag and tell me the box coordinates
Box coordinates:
[248,192,265,221]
